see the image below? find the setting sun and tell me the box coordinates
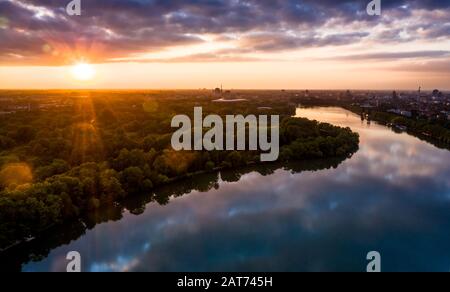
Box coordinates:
[71,63,95,81]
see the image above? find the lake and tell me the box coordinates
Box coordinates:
[15,107,450,271]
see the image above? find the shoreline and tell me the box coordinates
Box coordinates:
[0,154,356,256]
[298,104,450,151]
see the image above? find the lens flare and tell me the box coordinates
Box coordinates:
[0,163,33,189]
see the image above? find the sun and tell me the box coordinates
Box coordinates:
[71,63,95,81]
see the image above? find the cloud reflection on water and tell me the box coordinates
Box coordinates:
[24,108,450,272]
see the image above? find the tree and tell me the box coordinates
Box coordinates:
[0,135,15,150]
[35,159,70,181]
[12,126,36,144]
[205,161,215,171]
[227,151,244,167]
[120,167,144,194]
[153,155,170,176]
[99,169,125,202]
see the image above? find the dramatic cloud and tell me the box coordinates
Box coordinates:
[240,32,370,52]
[327,51,450,61]
[0,0,449,65]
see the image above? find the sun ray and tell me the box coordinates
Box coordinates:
[70,93,105,165]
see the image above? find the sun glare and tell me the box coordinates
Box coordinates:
[71,63,95,81]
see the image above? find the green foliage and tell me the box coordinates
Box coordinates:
[120,167,145,193]
[0,92,360,248]
[370,111,450,145]
[0,135,15,151]
[35,159,70,181]
[279,118,359,161]
[205,161,215,171]
[12,126,36,143]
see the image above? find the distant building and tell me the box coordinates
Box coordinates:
[400,110,412,118]
[388,109,401,115]
[388,109,413,118]
[0,111,15,115]
[392,91,399,100]
[442,111,450,120]
[346,90,352,99]
[432,89,443,100]
[213,84,224,95]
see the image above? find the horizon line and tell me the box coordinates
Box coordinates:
[0,88,448,92]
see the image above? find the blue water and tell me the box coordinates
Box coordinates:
[22,107,450,272]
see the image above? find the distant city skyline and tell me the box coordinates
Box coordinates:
[0,0,449,89]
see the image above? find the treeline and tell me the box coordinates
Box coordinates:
[279,118,359,160]
[371,112,450,145]
[0,92,359,249]
[344,105,450,147]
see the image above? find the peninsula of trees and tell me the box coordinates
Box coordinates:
[0,90,359,249]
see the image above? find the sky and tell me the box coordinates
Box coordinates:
[0,0,449,90]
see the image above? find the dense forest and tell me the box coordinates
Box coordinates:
[0,91,360,249]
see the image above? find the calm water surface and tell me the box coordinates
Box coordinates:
[22,107,450,272]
